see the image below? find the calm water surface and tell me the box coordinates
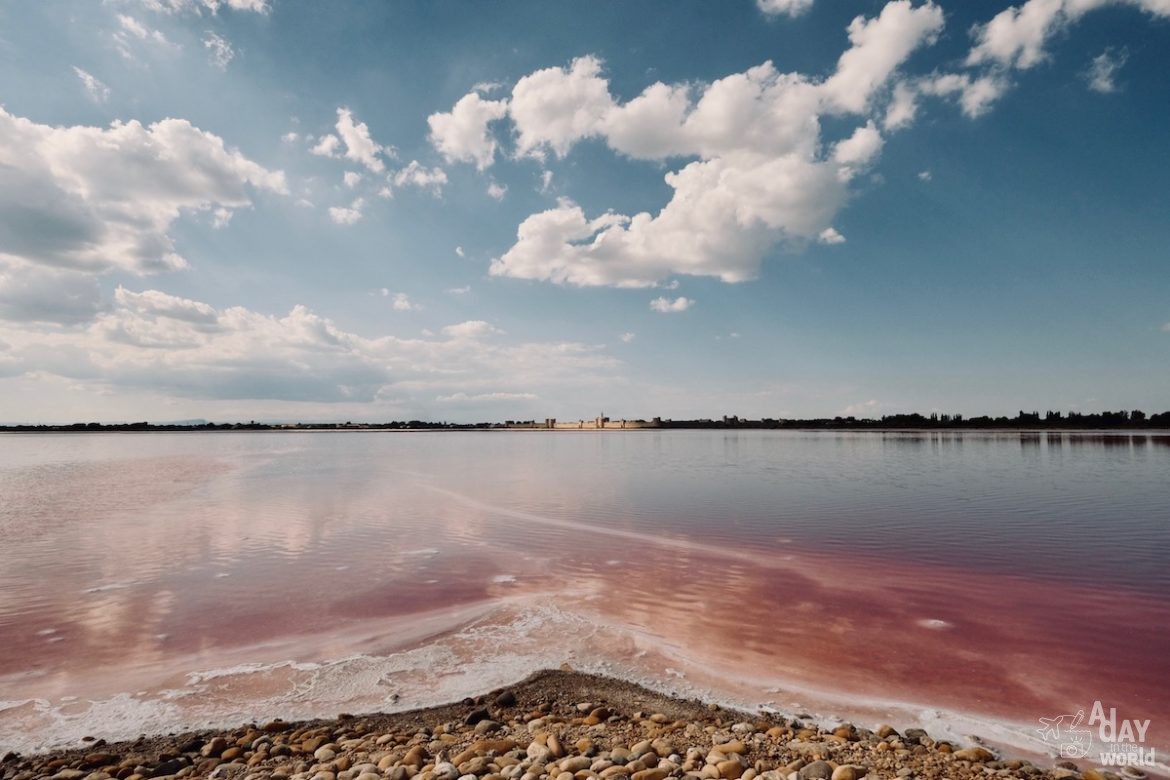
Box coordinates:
[0,430,1167,759]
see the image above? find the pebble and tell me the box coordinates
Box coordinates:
[3,683,1089,780]
[951,748,994,763]
[798,761,833,780]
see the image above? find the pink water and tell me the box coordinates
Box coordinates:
[0,431,1167,766]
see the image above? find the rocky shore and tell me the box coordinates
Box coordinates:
[0,671,1151,780]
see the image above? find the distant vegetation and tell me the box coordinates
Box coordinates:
[1,410,1168,432]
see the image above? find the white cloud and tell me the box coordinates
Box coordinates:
[487,181,507,200]
[310,134,340,157]
[489,4,943,289]
[455,246,465,258]
[0,106,285,275]
[203,31,234,70]
[427,92,509,170]
[818,227,846,245]
[391,293,418,311]
[133,0,269,14]
[966,0,1169,71]
[211,207,233,228]
[820,1,944,115]
[619,332,635,343]
[510,55,616,158]
[117,14,156,40]
[649,296,694,313]
[886,71,1011,127]
[393,161,448,196]
[757,0,815,17]
[1085,47,1128,93]
[281,131,299,143]
[334,107,389,173]
[883,80,919,129]
[539,170,554,192]
[328,198,364,225]
[114,14,175,59]
[73,67,110,103]
[343,171,363,188]
[918,169,932,181]
[115,286,217,324]
[446,285,470,295]
[435,391,538,403]
[0,290,618,405]
[0,263,105,325]
[832,120,884,176]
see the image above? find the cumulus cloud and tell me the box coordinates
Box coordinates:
[832,121,884,174]
[441,320,499,339]
[510,55,616,158]
[918,169,932,181]
[310,134,340,157]
[133,0,269,13]
[392,161,448,196]
[478,4,951,289]
[649,296,694,313]
[919,72,1010,118]
[427,92,509,170]
[0,106,285,275]
[820,1,944,115]
[334,108,389,172]
[757,0,815,17]
[966,0,1169,70]
[0,291,618,404]
[203,31,234,70]
[73,67,110,103]
[619,332,635,343]
[391,292,419,311]
[818,227,846,245]
[487,181,507,200]
[0,263,105,325]
[328,198,364,225]
[1085,47,1128,93]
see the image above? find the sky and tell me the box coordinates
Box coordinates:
[0,0,1168,423]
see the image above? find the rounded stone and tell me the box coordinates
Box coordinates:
[797,761,833,780]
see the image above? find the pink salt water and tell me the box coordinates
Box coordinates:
[0,430,1167,764]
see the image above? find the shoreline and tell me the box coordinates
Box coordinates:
[0,671,1150,780]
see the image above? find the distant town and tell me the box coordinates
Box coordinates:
[2,409,1168,432]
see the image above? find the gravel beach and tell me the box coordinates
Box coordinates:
[0,671,1148,780]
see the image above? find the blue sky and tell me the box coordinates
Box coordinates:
[0,0,1167,423]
